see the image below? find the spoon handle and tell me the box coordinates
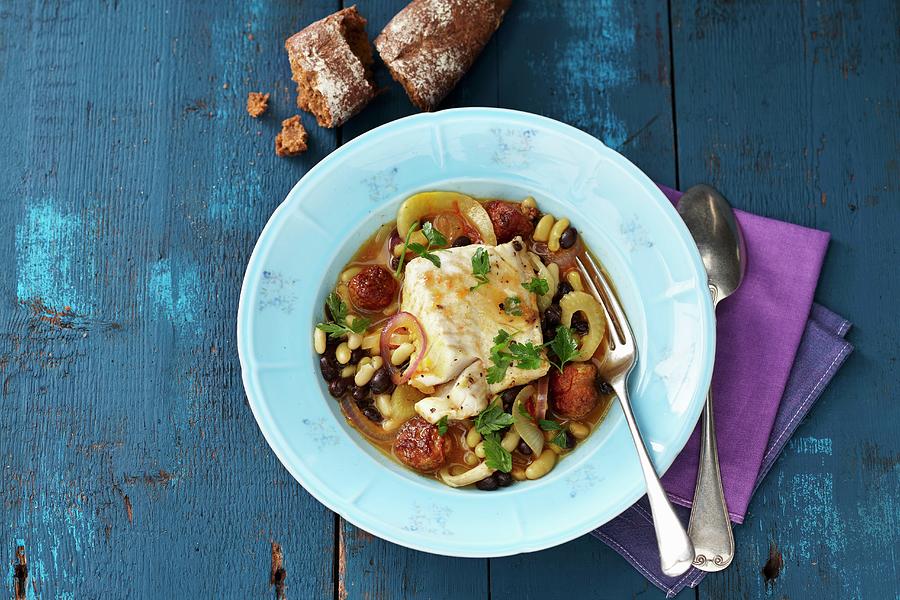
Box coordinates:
[687,389,735,571]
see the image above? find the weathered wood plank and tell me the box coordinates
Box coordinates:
[1,1,339,597]
[670,1,900,598]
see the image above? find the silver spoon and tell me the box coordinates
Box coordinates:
[677,184,747,571]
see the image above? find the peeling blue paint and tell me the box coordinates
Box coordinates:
[15,199,91,310]
[147,258,202,332]
[789,436,833,455]
[521,0,634,149]
[786,473,846,559]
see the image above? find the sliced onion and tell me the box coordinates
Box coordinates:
[512,385,544,456]
[439,462,495,488]
[533,375,549,420]
[380,311,427,385]
[341,399,394,443]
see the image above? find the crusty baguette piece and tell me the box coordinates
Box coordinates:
[375,0,512,111]
[285,6,376,128]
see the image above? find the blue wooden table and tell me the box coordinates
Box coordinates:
[3,1,898,598]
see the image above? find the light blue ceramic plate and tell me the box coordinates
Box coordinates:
[237,108,714,557]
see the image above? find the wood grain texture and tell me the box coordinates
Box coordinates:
[2,1,340,598]
[1,0,896,598]
[671,1,900,598]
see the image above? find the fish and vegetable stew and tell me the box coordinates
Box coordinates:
[314,192,615,490]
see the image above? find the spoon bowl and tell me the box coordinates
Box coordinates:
[678,184,747,305]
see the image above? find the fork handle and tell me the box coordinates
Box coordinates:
[686,390,735,570]
[612,380,695,577]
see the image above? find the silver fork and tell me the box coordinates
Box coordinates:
[576,255,695,577]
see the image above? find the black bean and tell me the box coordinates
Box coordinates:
[517,440,533,456]
[501,387,519,411]
[362,406,382,422]
[350,348,366,364]
[476,474,499,491]
[542,305,562,330]
[452,235,472,247]
[596,379,614,395]
[390,255,400,271]
[369,367,393,394]
[320,356,339,381]
[351,384,369,402]
[565,430,576,449]
[571,313,589,335]
[559,227,577,249]
[495,472,514,487]
[512,240,523,251]
[328,378,348,398]
[553,281,573,302]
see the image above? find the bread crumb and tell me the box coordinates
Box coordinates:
[275,116,308,157]
[246,92,270,118]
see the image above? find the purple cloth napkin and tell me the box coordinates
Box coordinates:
[657,185,831,520]
[592,302,852,596]
[588,185,853,596]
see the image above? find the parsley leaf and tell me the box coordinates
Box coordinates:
[539,419,563,431]
[436,415,449,436]
[394,221,418,277]
[487,329,544,384]
[474,402,515,435]
[522,277,549,296]
[503,296,522,316]
[421,221,448,248]
[508,341,543,370]
[548,325,579,372]
[316,293,370,338]
[470,247,490,290]
[482,433,513,472]
[551,429,569,449]
[407,242,441,268]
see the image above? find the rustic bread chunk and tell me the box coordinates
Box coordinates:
[275,116,309,157]
[285,6,376,128]
[375,0,511,111]
[246,92,269,117]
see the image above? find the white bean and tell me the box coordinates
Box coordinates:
[464,453,479,467]
[314,329,326,354]
[525,450,557,480]
[391,342,415,366]
[466,427,482,449]
[340,365,356,378]
[370,356,384,370]
[374,394,392,417]
[521,196,537,209]
[569,422,590,439]
[347,332,362,350]
[354,363,375,386]
[474,442,486,459]
[335,342,352,365]
[501,430,521,452]
[548,218,570,252]
[566,270,584,292]
[534,214,555,242]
